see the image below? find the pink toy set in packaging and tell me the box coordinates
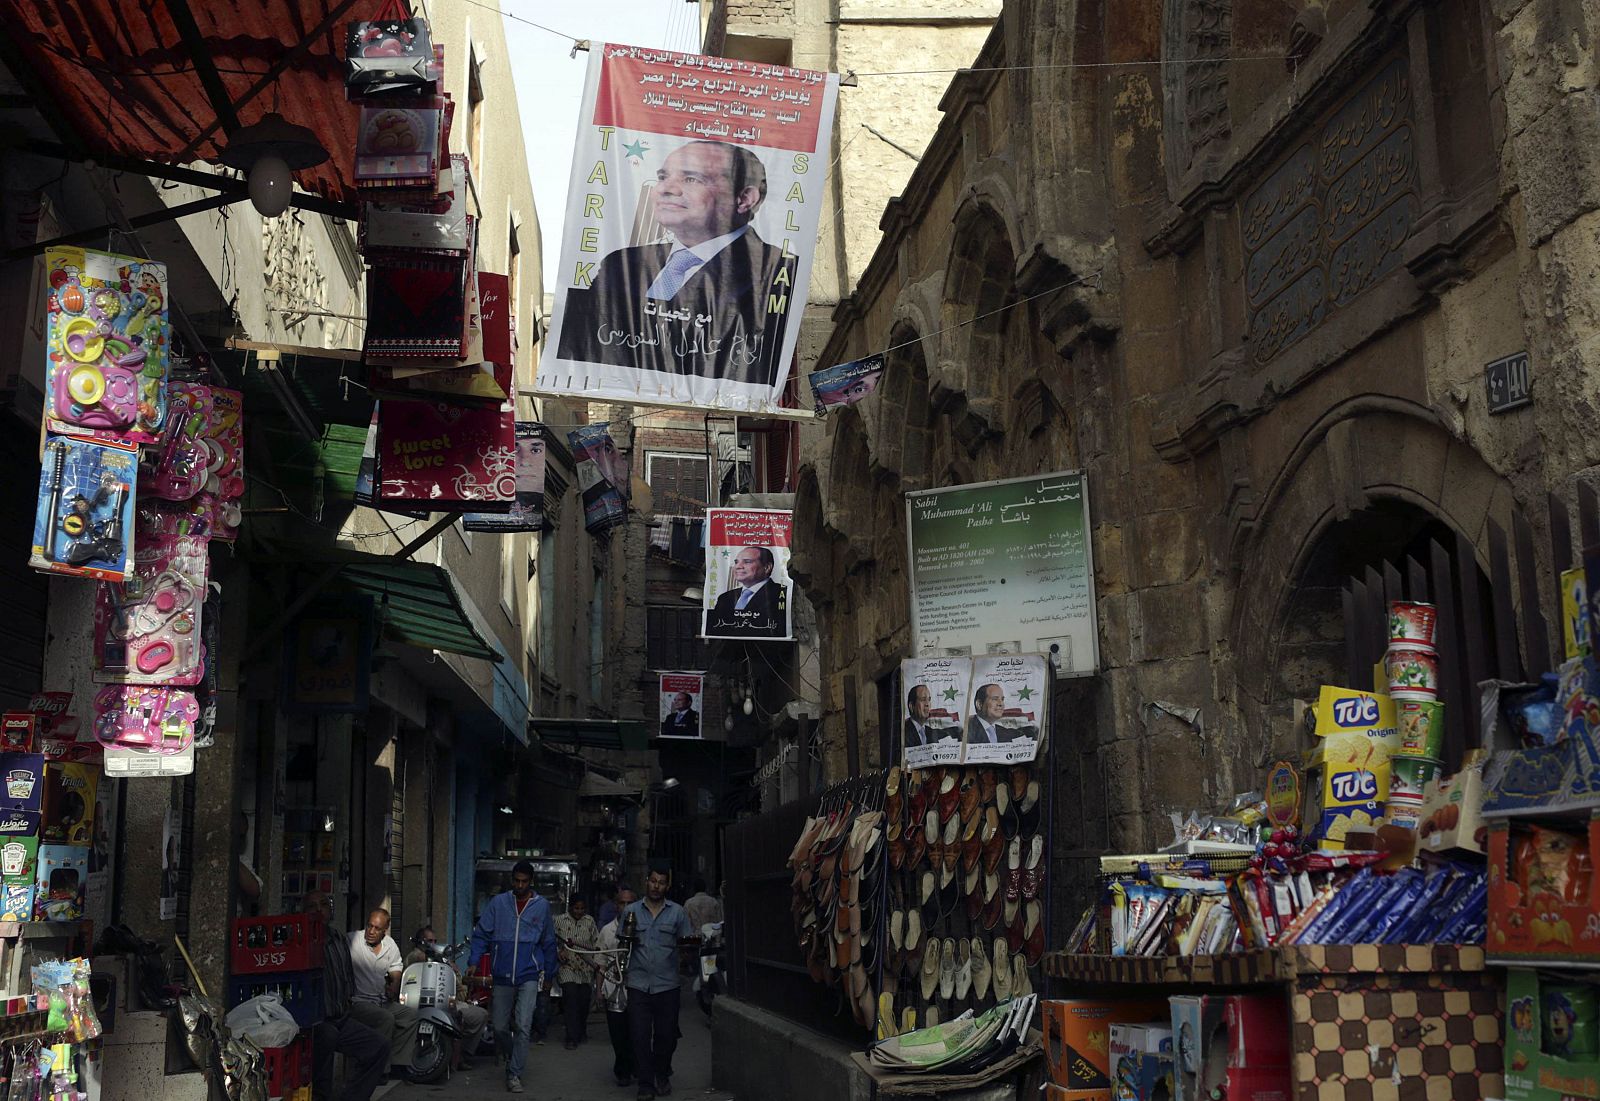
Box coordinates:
[143,382,244,542]
[94,534,209,686]
[44,247,170,447]
[92,684,199,756]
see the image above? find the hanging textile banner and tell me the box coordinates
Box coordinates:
[568,422,629,534]
[658,672,704,740]
[464,423,547,532]
[905,471,1099,676]
[808,353,884,415]
[703,507,793,640]
[540,43,840,413]
[376,400,516,511]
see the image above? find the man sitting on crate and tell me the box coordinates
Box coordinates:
[303,890,387,1101]
[346,906,422,1081]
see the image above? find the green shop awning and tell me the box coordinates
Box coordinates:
[339,557,497,661]
[530,719,650,751]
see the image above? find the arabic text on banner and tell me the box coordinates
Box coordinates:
[905,472,1099,677]
[702,507,794,641]
[658,672,705,739]
[540,44,840,413]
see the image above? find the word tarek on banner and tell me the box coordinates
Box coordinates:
[540,44,839,414]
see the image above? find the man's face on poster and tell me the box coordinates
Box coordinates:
[978,685,1005,722]
[655,143,761,248]
[910,685,932,723]
[583,435,628,490]
[731,546,774,587]
[672,692,692,713]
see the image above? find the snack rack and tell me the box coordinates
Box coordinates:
[1042,943,1504,1101]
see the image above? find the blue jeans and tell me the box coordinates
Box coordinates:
[491,981,540,1081]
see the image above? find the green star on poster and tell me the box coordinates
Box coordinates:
[1016,685,1034,701]
[942,686,959,701]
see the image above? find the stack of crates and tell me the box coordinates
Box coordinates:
[259,1030,314,1099]
[228,911,327,1019]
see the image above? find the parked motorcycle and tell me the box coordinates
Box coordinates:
[693,921,724,1017]
[397,936,470,1084]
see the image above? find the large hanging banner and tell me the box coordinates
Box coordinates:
[658,672,704,740]
[703,508,793,640]
[540,44,839,413]
[905,472,1099,676]
[900,656,970,770]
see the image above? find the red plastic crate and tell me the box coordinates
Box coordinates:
[231,913,326,975]
[261,1030,312,1098]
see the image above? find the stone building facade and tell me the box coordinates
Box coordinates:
[794,0,1600,910]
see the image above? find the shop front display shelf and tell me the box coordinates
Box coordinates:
[1042,944,1502,1101]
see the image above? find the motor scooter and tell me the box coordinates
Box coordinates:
[397,936,470,1084]
[693,921,724,1017]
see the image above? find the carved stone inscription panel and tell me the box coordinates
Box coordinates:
[1242,56,1416,364]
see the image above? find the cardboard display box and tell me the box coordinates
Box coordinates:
[1418,762,1487,856]
[1504,967,1600,1101]
[1488,818,1600,963]
[1043,998,1170,1093]
[1110,1023,1174,1101]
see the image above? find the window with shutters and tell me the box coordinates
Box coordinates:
[647,605,709,671]
[645,452,710,516]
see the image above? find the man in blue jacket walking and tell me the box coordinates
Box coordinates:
[469,861,559,1094]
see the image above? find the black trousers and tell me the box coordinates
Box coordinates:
[607,1008,635,1081]
[562,981,593,1041]
[312,1013,387,1101]
[626,987,681,1089]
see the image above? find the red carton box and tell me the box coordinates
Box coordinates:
[1488,818,1600,962]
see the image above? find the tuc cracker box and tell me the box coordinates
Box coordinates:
[1306,687,1400,849]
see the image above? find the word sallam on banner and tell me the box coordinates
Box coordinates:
[540,44,840,414]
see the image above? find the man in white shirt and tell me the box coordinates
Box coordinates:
[965,683,1018,744]
[683,879,723,932]
[596,887,637,1088]
[345,908,421,1079]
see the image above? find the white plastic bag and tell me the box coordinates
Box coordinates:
[224,994,300,1049]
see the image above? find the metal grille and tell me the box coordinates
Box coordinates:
[722,793,864,1043]
[647,605,710,671]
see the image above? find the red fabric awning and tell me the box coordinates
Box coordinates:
[2,0,364,202]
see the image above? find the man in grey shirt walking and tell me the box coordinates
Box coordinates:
[624,865,696,1101]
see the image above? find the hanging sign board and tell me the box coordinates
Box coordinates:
[905,472,1098,675]
[658,673,704,740]
[702,508,793,641]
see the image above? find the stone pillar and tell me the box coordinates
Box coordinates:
[1495,0,1600,484]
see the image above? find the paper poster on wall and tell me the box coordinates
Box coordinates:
[568,422,629,534]
[962,653,1048,765]
[906,472,1098,676]
[658,672,704,739]
[900,657,971,770]
[539,43,839,413]
[703,508,792,640]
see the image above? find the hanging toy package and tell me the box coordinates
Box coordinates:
[30,436,137,583]
[93,535,209,686]
[43,246,169,447]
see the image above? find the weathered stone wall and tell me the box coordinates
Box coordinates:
[795,0,1600,919]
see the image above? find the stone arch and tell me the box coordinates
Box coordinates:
[1230,402,1520,751]
[938,199,1024,429]
[789,463,834,603]
[875,321,934,488]
[823,405,876,569]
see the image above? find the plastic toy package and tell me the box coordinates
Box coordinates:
[33,845,87,922]
[30,434,137,582]
[93,534,209,685]
[138,383,243,541]
[91,685,198,755]
[44,246,169,446]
